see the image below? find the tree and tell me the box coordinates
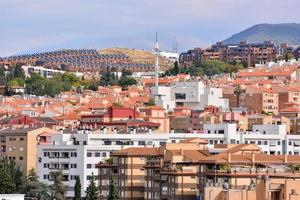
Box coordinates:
[25,73,47,96]
[147,98,156,106]
[108,177,119,200]
[11,63,25,80]
[21,169,50,200]
[173,61,179,75]
[85,173,99,200]
[74,176,81,200]
[99,68,117,86]
[234,85,242,107]
[0,167,16,193]
[50,171,67,200]
[118,69,137,87]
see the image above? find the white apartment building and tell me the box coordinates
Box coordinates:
[151,81,229,111]
[22,65,83,78]
[37,130,205,198]
[201,123,300,155]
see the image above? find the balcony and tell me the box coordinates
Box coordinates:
[206,167,300,177]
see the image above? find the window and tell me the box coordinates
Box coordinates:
[86,175,92,180]
[71,163,77,168]
[159,141,166,146]
[43,175,49,180]
[209,140,213,145]
[289,141,293,146]
[83,141,87,145]
[277,141,281,145]
[87,164,92,169]
[218,130,224,134]
[138,141,146,146]
[70,175,77,180]
[277,151,281,155]
[20,137,24,141]
[175,93,186,100]
[258,141,262,145]
[104,141,112,145]
[44,152,50,157]
[71,152,77,157]
[171,140,176,143]
[95,152,101,157]
[264,141,268,145]
[87,152,92,157]
[19,156,23,160]
[102,152,107,157]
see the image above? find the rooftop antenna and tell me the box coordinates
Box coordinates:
[155,31,159,87]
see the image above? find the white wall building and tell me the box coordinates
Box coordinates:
[152,81,229,111]
[202,123,300,155]
[0,194,25,200]
[22,65,83,78]
[37,130,206,198]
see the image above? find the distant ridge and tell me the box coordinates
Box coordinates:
[224,23,300,46]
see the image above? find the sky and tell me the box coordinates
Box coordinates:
[1,0,300,56]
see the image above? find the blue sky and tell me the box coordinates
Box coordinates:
[1,0,300,56]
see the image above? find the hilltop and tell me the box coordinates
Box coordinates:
[98,48,173,70]
[224,23,300,45]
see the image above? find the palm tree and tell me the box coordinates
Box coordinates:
[234,85,242,108]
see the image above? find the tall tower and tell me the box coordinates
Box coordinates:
[155,31,159,88]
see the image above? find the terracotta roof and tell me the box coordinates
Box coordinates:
[143,106,164,110]
[112,147,160,156]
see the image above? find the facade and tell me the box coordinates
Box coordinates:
[36,130,207,198]
[152,81,229,111]
[98,140,300,200]
[0,127,57,173]
[245,87,279,114]
[179,41,277,67]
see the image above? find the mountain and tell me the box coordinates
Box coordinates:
[224,23,300,45]
[17,32,201,56]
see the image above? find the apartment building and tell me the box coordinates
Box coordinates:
[99,139,300,200]
[0,127,57,173]
[272,85,300,109]
[98,139,207,200]
[152,81,229,111]
[245,86,279,114]
[195,123,300,155]
[179,41,277,67]
[141,106,170,133]
[37,129,206,198]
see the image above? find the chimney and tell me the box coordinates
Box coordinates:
[227,152,231,163]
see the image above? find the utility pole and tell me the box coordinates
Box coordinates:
[155,31,159,88]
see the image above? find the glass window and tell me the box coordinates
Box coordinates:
[175,93,186,100]
[87,152,92,157]
[95,152,101,157]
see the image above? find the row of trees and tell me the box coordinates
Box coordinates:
[0,159,119,200]
[0,64,138,97]
[164,60,245,78]
[99,68,137,87]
